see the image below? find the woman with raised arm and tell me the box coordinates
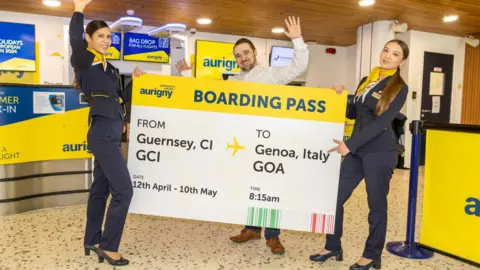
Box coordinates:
[69,0,144,266]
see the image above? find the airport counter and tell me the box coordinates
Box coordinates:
[0,83,92,216]
[420,122,480,265]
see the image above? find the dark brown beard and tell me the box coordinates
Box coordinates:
[240,59,256,72]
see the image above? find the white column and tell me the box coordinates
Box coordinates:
[169,37,188,77]
[355,20,395,88]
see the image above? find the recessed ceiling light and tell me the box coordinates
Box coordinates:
[359,0,375,6]
[197,18,212,25]
[43,0,61,7]
[272,27,284,34]
[443,15,459,22]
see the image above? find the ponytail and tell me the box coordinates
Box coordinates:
[375,67,405,115]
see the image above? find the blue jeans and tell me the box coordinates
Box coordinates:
[245,226,280,238]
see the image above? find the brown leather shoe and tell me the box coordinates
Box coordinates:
[266,237,285,254]
[229,229,261,243]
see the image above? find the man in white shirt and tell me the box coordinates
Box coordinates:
[176,16,309,255]
[177,17,309,86]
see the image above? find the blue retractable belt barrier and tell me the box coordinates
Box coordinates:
[386,120,434,259]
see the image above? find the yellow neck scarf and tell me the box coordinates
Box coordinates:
[356,66,397,97]
[87,48,107,70]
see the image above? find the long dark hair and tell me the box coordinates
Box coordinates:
[376,39,410,115]
[73,20,109,89]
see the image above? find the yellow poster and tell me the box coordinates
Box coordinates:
[195,40,240,80]
[420,129,480,264]
[106,46,121,60]
[105,32,121,60]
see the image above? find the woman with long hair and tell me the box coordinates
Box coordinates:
[310,39,410,270]
[70,0,144,266]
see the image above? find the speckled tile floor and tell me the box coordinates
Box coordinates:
[0,168,477,270]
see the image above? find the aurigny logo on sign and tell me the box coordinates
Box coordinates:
[0,70,25,79]
[140,85,174,99]
[147,55,164,61]
[63,142,89,152]
[465,197,480,217]
[203,57,239,71]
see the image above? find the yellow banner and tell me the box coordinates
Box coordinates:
[105,46,120,60]
[132,74,347,123]
[0,109,91,165]
[195,40,240,80]
[123,50,169,63]
[420,129,480,264]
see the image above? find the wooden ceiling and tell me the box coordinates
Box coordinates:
[1,0,480,46]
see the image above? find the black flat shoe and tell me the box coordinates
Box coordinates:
[97,249,129,266]
[349,259,381,270]
[310,250,343,262]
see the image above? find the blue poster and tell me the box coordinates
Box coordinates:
[0,22,36,72]
[106,32,122,60]
[0,86,87,126]
[123,33,170,63]
[0,86,91,165]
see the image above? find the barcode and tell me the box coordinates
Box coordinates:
[246,207,281,228]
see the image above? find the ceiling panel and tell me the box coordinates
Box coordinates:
[1,0,479,46]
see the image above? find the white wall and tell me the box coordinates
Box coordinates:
[395,30,466,167]
[346,45,357,93]
[0,11,66,84]
[304,44,353,91]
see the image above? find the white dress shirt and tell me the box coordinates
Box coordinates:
[359,81,379,103]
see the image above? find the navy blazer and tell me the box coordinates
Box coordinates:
[344,76,408,155]
[69,12,132,122]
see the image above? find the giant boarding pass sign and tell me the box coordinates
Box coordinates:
[127,74,347,234]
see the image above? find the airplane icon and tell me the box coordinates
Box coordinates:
[226,137,245,156]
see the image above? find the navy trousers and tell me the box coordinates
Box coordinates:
[326,151,397,260]
[84,116,133,252]
[245,226,280,239]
